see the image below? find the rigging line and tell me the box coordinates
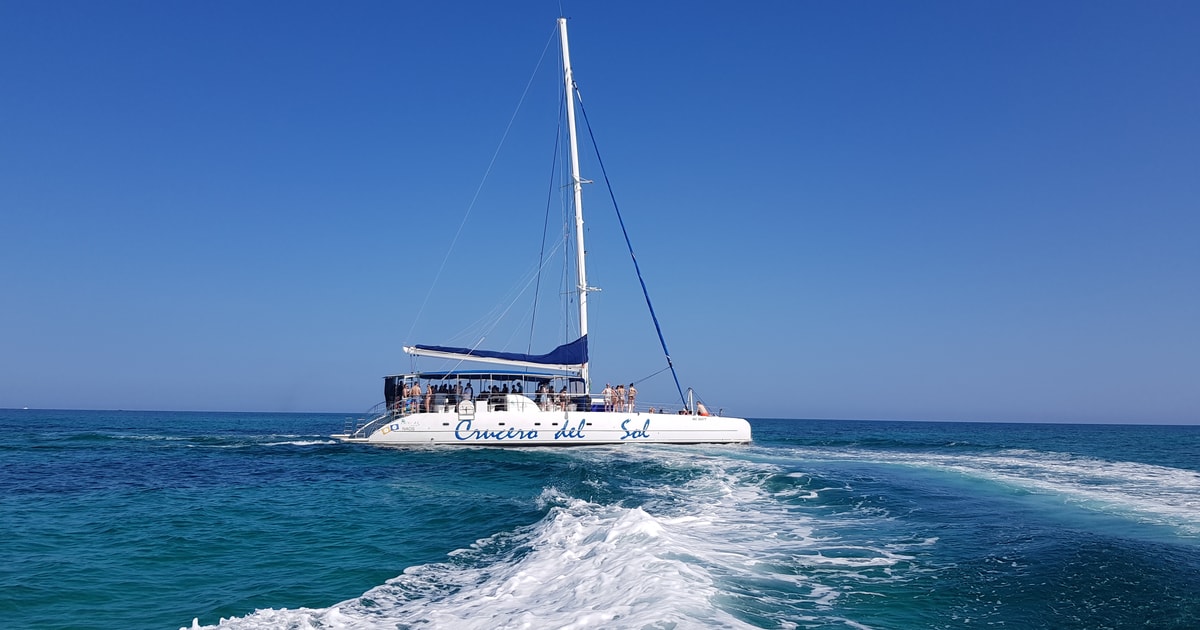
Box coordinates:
[441,336,490,377]
[561,203,574,345]
[403,26,560,347]
[442,237,569,347]
[447,246,562,344]
[499,242,572,352]
[633,365,673,386]
[574,85,689,407]
[456,238,571,352]
[528,94,566,354]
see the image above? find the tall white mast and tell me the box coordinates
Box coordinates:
[559,17,590,391]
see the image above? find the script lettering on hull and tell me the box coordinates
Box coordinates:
[451,418,591,443]
[454,419,539,442]
[620,419,651,440]
[554,419,587,440]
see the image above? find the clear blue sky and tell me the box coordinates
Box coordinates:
[2,1,1197,423]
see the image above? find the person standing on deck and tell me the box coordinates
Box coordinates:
[628,383,637,413]
[603,384,614,412]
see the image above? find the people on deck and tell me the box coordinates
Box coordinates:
[384,375,731,418]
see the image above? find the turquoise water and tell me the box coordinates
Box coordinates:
[2,410,1198,628]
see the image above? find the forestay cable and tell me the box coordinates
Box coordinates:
[573,86,688,407]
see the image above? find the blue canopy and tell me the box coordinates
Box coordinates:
[406,335,588,371]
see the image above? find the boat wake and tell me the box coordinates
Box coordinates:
[186,448,919,629]
[776,445,1200,538]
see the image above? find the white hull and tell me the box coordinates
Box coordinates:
[335,408,750,446]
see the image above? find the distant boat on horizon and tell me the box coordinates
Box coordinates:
[333,18,750,447]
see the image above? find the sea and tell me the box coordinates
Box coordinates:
[1,410,1198,629]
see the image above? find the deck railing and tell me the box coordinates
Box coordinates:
[344,402,392,439]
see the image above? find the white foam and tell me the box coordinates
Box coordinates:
[783,446,1200,537]
[260,439,337,447]
[187,447,908,629]
[113,433,191,441]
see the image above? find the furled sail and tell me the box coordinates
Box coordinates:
[404,335,587,372]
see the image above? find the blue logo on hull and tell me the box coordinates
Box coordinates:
[554,419,587,440]
[454,419,538,442]
[620,419,651,440]
[449,417,652,442]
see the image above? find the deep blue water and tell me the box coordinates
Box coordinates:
[1,410,1198,629]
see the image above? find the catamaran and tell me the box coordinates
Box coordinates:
[333,18,751,446]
